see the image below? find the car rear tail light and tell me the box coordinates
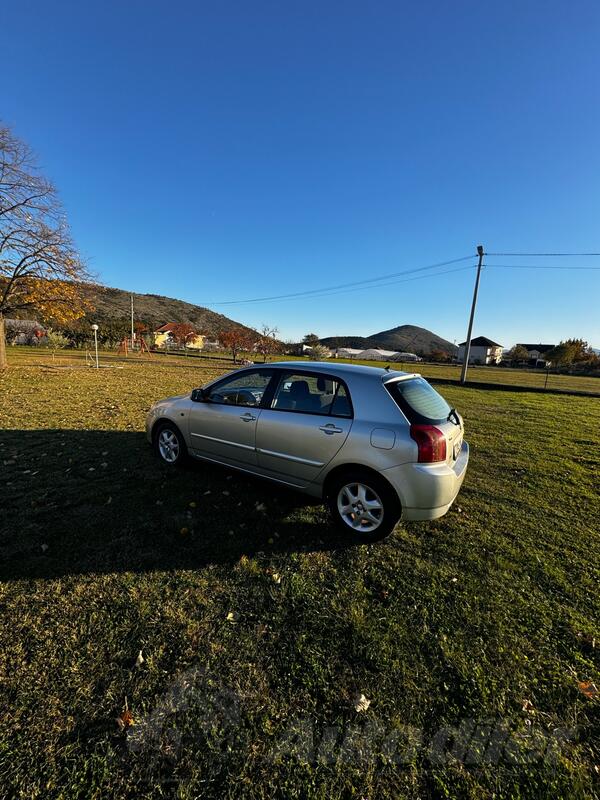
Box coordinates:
[410,424,447,463]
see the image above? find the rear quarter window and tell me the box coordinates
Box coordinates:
[385,377,452,425]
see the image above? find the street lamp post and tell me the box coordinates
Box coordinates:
[91,324,99,368]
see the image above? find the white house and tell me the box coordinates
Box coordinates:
[516,343,555,366]
[457,336,503,365]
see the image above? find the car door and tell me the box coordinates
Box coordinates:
[188,368,275,469]
[255,371,353,485]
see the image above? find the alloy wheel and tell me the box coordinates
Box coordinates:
[158,428,180,463]
[337,482,384,533]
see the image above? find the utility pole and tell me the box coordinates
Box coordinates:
[460,245,485,384]
[130,294,135,343]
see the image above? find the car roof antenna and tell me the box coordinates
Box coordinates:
[384,365,391,371]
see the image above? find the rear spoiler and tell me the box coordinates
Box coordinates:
[382,372,421,385]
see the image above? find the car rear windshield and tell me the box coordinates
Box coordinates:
[385,377,452,424]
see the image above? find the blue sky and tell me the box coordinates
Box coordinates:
[3,0,600,346]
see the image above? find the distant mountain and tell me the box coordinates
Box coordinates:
[320,324,456,356]
[81,284,256,337]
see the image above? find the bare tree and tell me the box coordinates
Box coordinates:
[0,124,93,368]
[255,324,281,363]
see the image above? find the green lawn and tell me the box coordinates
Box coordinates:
[1,349,599,799]
[11,345,600,395]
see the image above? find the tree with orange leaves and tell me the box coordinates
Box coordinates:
[220,327,254,363]
[0,124,93,368]
[169,322,197,347]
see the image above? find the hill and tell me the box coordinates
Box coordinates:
[81,284,256,337]
[320,324,456,355]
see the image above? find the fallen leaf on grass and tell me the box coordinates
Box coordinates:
[226,611,238,623]
[135,650,145,668]
[116,697,134,730]
[521,698,535,713]
[272,573,282,584]
[255,502,267,512]
[578,681,598,699]
[353,693,371,713]
[41,543,48,553]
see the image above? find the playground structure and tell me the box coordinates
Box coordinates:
[117,336,152,356]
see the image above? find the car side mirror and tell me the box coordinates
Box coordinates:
[191,388,207,402]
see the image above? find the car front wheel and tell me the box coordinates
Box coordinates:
[154,422,187,467]
[326,471,401,542]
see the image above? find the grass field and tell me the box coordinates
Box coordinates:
[1,348,599,799]
[9,345,600,395]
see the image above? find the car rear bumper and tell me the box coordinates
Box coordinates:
[382,440,469,521]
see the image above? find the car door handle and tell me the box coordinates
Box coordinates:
[319,424,343,434]
[240,412,256,421]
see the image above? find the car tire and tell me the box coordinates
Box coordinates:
[153,422,188,467]
[326,470,401,543]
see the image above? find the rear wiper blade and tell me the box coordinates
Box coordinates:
[448,408,460,425]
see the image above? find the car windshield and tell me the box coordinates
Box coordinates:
[385,377,452,424]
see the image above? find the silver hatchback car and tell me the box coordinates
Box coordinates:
[146,361,469,541]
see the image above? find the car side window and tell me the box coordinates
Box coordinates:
[271,372,352,417]
[330,383,352,418]
[206,370,273,407]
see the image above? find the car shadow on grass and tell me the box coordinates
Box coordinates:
[0,428,358,580]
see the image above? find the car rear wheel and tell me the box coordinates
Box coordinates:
[326,471,401,542]
[154,422,187,467]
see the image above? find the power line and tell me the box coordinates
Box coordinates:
[486,252,600,257]
[202,263,477,306]
[203,255,475,305]
[267,264,478,303]
[485,263,600,270]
